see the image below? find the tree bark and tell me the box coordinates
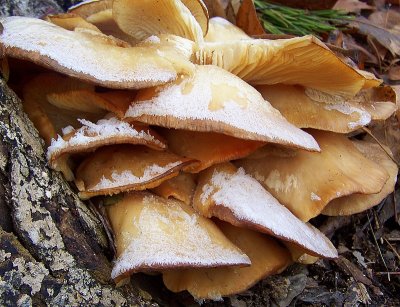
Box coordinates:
[0,79,154,306]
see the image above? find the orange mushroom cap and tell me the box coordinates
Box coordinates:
[237,130,389,221]
[163,221,292,300]
[125,65,320,151]
[75,145,197,199]
[107,192,250,281]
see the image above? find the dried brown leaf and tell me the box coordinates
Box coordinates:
[333,0,374,13]
[388,66,400,81]
[368,10,400,35]
[351,17,400,56]
[236,0,265,36]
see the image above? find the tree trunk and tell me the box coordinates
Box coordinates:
[0,78,153,306]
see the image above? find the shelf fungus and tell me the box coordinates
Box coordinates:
[322,141,398,216]
[0,16,194,89]
[257,84,397,133]
[106,192,251,281]
[237,130,390,221]
[151,172,196,205]
[161,129,264,173]
[75,145,197,199]
[1,0,398,301]
[163,221,292,300]
[22,73,103,145]
[125,65,320,151]
[193,163,337,258]
[196,31,381,96]
[47,117,166,179]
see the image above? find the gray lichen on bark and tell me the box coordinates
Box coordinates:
[0,79,154,306]
[0,0,63,18]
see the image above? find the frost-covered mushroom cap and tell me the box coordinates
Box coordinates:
[47,117,166,169]
[113,0,205,43]
[0,16,194,89]
[163,221,292,300]
[75,145,197,199]
[193,163,338,258]
[125,65,320,151]
[237,130,390,221]
[196,36,375,96]
[106,192,251,280]
[322,141,398,216]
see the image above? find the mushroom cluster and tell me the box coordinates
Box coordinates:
[0,0,398,301]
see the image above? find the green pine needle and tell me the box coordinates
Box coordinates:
[254,1,353,37]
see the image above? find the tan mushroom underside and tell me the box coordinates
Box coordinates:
[163,221,292,300]
[322,141,398,216]
[196,36,380,96]
[68,0,136,44]
[181,0,209,36]
[162,129,264,173]
[113,0,204,43]
[47,89,134,118]
[237,130,389,221]
[151,172,196,205]
[68,0,112,18]
[107,192,250,281]
[22,73,103,145]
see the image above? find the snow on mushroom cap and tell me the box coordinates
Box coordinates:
[0,16,194,89]
[193,163,338,259]
[106,192,251,280]
[75,145,197,199]
[47,117,166,163]
[126,65,320,151]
